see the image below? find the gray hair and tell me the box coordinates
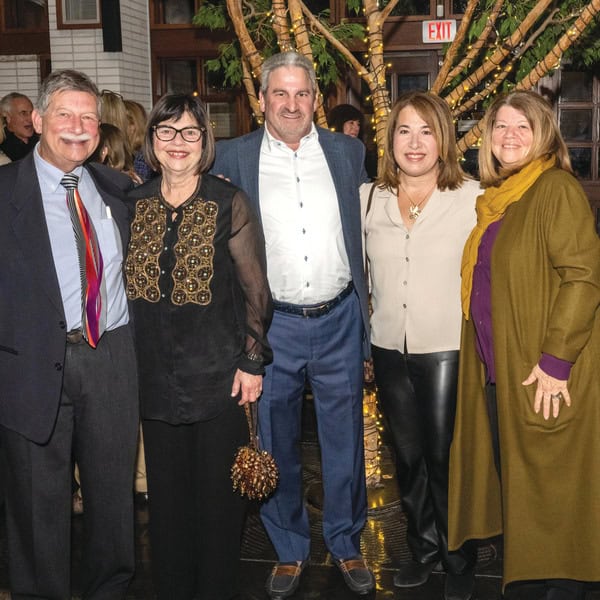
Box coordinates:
[36,69,101,115]
[0,92,31,118]
[260,52,317,95]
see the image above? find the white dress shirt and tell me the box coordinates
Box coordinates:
[259,123,351,304]
[360,179,480,353]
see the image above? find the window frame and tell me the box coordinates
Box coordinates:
[56,0,102,30]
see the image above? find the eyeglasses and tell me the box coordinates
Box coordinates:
[100,90,124,100]
[152,125,205,143]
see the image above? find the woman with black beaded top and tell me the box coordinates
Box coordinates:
[125,93,272,600]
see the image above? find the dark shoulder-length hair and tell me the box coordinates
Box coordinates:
[143,93,215,175]
[379,91,466,192]
[479,90,573,187]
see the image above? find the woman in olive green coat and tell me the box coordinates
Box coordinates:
[448,90,600,599]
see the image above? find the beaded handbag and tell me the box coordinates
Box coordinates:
[231,402,279,501]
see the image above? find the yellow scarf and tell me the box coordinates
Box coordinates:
[461,155,556,319]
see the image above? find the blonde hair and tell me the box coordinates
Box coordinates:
[124,99,147,153]
[379,91,466,192]
[89,123,136,175]
[100,90,131,154]
[479,90,573,187]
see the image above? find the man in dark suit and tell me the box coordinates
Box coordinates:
[0,92,39,160]
[0,69,138,599]
[213,51,374,599]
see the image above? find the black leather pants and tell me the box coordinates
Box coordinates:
[372,345,476,573]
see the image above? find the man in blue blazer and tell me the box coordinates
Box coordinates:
[213,51,373,598]
[0,70,138,599]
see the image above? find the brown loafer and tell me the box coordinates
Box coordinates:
[265,561,307,599]
[334,556,375,595]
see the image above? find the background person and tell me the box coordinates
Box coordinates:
[0,69,138,599]
[213,51,375,599]
[328,103,364,138]
[361,91,479,600]
[125,93,272,600]
[124,98,155,182]
[328,102,377,179]
[0,120,11,165]
[0,92,38,160]
[449,90,600,600]
[89,122,142,184]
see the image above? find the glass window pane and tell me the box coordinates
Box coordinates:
[161,0,194,24]
[568,147,592,180]
[163,60,197,94]
[398,74,429,94]
[63,0,99,22]
[560,109,593,141]
[461,148,479,179]
[4,0,47,29]
[207,102,236,138]
[560,71,593,102]
[205,65,235,94]
[452,0,469,13]
[380,0,431,17]
[303,0,330,14]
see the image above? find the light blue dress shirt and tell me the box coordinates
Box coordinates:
[34,145,129,333]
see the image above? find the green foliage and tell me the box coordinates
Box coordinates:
[193,0,364,92]
[346,0,362,16]
[193,2,229,29]
[442,0,600,107]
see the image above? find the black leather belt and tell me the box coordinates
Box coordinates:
[273,282,354,318]
[66,329,84,344]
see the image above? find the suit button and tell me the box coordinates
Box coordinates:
[59,320,66,329]
[54,362,63,371]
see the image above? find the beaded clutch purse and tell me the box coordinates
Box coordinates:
[231,402,279,501]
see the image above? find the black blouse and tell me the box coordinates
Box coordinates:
[126,174,272,423]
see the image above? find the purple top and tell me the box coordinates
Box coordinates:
[470,219,572,383]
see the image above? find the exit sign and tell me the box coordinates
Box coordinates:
[422,20,457,43]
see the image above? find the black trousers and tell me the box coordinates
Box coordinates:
[372,345,476,574]
[143,399,249,600]
[485,384,584,600]
[0,325,139,600]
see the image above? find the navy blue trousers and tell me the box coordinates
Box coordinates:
[259,292,367,562]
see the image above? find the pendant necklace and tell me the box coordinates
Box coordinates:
[399,181,437,220]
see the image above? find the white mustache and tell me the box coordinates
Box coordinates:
[61,133,93,142]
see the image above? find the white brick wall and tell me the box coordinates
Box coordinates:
[0,1,152,110]
[0,56,41,103]
[48,0,152,110]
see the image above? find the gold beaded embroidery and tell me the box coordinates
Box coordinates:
[125,196,218,305]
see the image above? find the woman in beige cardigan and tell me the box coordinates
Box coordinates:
[449,90,600,599]
[360,91,479,600]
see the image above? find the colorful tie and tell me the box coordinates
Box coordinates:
[61,173,105,348]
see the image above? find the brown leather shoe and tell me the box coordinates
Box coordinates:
[334,556,375,595]
[265,561,307,599]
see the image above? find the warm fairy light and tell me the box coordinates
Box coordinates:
[363,387,382,488]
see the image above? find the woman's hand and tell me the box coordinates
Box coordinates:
[231,369,263,406]
[522,363,571,420]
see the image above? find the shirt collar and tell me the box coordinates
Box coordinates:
[262,122,318,153]
[33,143,84,194]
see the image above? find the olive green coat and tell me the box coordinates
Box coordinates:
[449,168,600,587]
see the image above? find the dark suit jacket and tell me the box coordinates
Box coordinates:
[0,154,133,444]
[212,126,371,357]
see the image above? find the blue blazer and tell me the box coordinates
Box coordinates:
[213,126,371,357]
[0,154,133,443]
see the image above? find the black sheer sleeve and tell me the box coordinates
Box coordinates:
[229,189,273,374]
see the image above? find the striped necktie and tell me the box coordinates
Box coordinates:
[61,172,105,348]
